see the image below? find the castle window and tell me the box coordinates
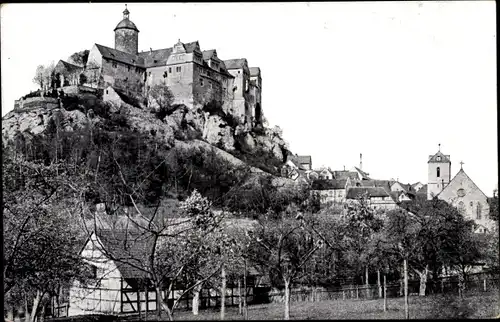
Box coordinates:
[169,67,172,73]
[476,203,482,219]
[200,78,204,87]
[470,201,473,207]
[176,66,181,72]
[436,167,440,178]
[112,62,117,68]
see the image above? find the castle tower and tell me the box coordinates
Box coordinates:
[427,144,452,200]
[114,5,139,55]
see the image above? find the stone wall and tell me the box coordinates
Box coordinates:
[14,97,60,111]
[115,28,138,55]
[101,59,145,96]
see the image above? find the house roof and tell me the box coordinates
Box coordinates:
[249,67,261,76]
[311,179,347,190]
[223,58,248,70]
[55,60,84,73]
[428,151,451,163]
[94,229,152,279]
[346,187,390,199]
[95,44,145,67]
[353,167,371,179]
[333,171,359,180]
[202,49,217,61]
[183,41,200,53]
[389,191,402,203]
[139,47,173,68]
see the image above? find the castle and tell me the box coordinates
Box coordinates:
[54,5,263,129]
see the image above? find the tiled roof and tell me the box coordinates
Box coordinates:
[249,67,261,76]
[95,229,152,279]
[353,167,370,179]
[389,191,402,203]
[416,184,427,195]
[311,179,347,190]
[55,60,84,73]
[139,47,173,68]
[346,187,390,199]
[95,44,145,67]
[223,58,248,70]
[428,151,451,163]
[333,171,359,180]
[183,41,200,53]
[202,49,217,61]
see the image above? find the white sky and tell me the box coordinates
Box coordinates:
[1,2,497,195]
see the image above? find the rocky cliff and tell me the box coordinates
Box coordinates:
[3,88,292,179]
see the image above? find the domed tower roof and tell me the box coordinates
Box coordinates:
[114,4,139,32]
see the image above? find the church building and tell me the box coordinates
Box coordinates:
[427,145,493,233]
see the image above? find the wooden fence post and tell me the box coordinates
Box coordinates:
[342,290,345,300]
[484,278,487,292]
[356,286,359,300]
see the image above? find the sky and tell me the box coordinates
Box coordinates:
[1,2,497,195]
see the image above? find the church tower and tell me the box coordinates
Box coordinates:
[114,5,139,55]
[427,144,452,200]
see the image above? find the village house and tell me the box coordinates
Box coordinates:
[311,179,348,205]
[345,186,398,210]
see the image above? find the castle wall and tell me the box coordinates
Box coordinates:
[115,29,138,55]
[100,59,145,96]
[193,64,223,108]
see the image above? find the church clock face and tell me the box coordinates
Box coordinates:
[457,188,465,197]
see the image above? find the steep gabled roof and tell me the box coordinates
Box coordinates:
[428,151,451,163]
[346,187,390,199]
[223,58,248,70]
[353,167,370,180]
[183,41,200,53]
[437,169,488,199]
[202,49,217,61]
[55,60,84,73]
[95,44,145,67]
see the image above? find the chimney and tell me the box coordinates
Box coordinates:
[360,153,363,170]
[343,165,345,171]
[150,47,153,54]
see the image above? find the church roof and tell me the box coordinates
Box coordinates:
[436,168,488,200]
[114,18,139,32]
[95,44,145,67]
[428,151,451,163]
[224,58,248,70]
[250,67,261,76]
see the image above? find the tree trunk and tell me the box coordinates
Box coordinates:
[155,286,174,321]
[243,259,248,320]
[404,259,409,320]
[30,290,42,322]
[192,281,202,316]
[365,266,370,298]
[25,297,31,322]
[378,269,382,298]
[383,274,387,312]
[221,264,226,320]
[238,279,242,315]
[284,278,291,320]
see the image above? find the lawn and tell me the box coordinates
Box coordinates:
[126,291,499,320]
